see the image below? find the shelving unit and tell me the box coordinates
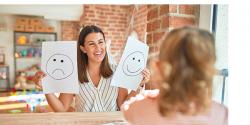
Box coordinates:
[0,65,10,91]
[13,31,57,90]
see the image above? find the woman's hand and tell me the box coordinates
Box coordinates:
[32,70,46,90]
[140,68,150,87]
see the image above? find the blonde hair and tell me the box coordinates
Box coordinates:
[158,26,216,116]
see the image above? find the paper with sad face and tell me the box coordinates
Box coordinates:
[41,41,79,94]
[111,37,149,90]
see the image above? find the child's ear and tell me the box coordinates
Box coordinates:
[80,45,87,53]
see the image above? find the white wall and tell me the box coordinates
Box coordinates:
[199,5,213,31]
[0,5,83,21]
[0,15,15,86]
[0,14,61,87]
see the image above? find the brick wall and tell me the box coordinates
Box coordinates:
[147,4,200,58]
[127,5,148,42]
[61,21,80,41]
[60,4,199,61]
[79,5,132,61]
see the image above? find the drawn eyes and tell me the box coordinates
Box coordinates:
[132,57,140,62]
[53,59,64,63]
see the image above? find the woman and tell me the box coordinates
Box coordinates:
[33,25,150,112]
[122,26,228,125]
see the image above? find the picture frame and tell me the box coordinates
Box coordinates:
[0,53,5,65]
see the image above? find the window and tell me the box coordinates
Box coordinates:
[212,4,228,106]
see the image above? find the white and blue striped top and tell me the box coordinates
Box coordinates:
[75,64,119,112]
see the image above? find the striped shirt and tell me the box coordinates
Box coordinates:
[75,64,119,112]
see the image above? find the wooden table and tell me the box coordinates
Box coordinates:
[0,111,127,125]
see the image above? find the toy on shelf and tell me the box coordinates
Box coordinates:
[14,64,40,90]
[25,64,40,82]
[15,52,21,58]
[15,48,42,58]
[14,71,35,90]
[0,72,7,79]
[17,35,28,45]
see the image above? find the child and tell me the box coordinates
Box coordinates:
[122,26,228,125]
[33,25,150,112]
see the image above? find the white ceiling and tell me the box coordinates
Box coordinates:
[0,5,83,21]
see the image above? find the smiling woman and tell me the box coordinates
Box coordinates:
[32,25,150,113]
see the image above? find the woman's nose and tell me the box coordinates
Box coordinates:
[95,44,101,50]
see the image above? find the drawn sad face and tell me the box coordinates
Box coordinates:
[122,51,145,76]
[46,54,74,80]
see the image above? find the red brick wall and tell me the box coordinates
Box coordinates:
[79,5,131,61]
[128,5,148,42]
[60,4,199,62]
[61,21,80,41]
[147,4,200,58]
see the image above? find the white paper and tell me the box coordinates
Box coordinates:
[41,41,79,94]
[111,37,149,90]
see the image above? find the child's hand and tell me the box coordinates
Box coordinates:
[32,70,46,90]
[140,68,150,87]
[121,89,159,111]
[141,89,159,99]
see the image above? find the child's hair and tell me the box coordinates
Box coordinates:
[158,26,216,116]
[77,25,113,83]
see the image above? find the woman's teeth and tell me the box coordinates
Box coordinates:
[95,52,101,55]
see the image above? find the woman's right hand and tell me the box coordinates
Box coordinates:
[32,70,46,90]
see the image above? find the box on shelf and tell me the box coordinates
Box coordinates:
[25,25,35,32]
[45,26,54,32]
[35,26,46,32]
[16,18,29,25]
[14,25,25,31]
[30,19,43,27]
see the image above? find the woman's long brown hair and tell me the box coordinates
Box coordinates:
[77,25,113,83]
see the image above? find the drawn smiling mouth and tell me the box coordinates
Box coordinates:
[52,69,65,75]
[127,65,141,73]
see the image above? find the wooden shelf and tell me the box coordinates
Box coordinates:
[14,31,57,34]
[15,57,41,59]
[16,44,41,47]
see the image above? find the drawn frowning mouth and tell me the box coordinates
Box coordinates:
[52,69,65,75]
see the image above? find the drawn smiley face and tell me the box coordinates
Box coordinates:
[122,51,145,76]
[46,53,74,80]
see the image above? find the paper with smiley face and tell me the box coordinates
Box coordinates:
[111,37,149,90]
[41,41,79,94]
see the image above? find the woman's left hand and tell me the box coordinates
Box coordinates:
[140,68,150,87]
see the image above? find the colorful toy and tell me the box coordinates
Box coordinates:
[14,71,35,90]
[17,35,27,45]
